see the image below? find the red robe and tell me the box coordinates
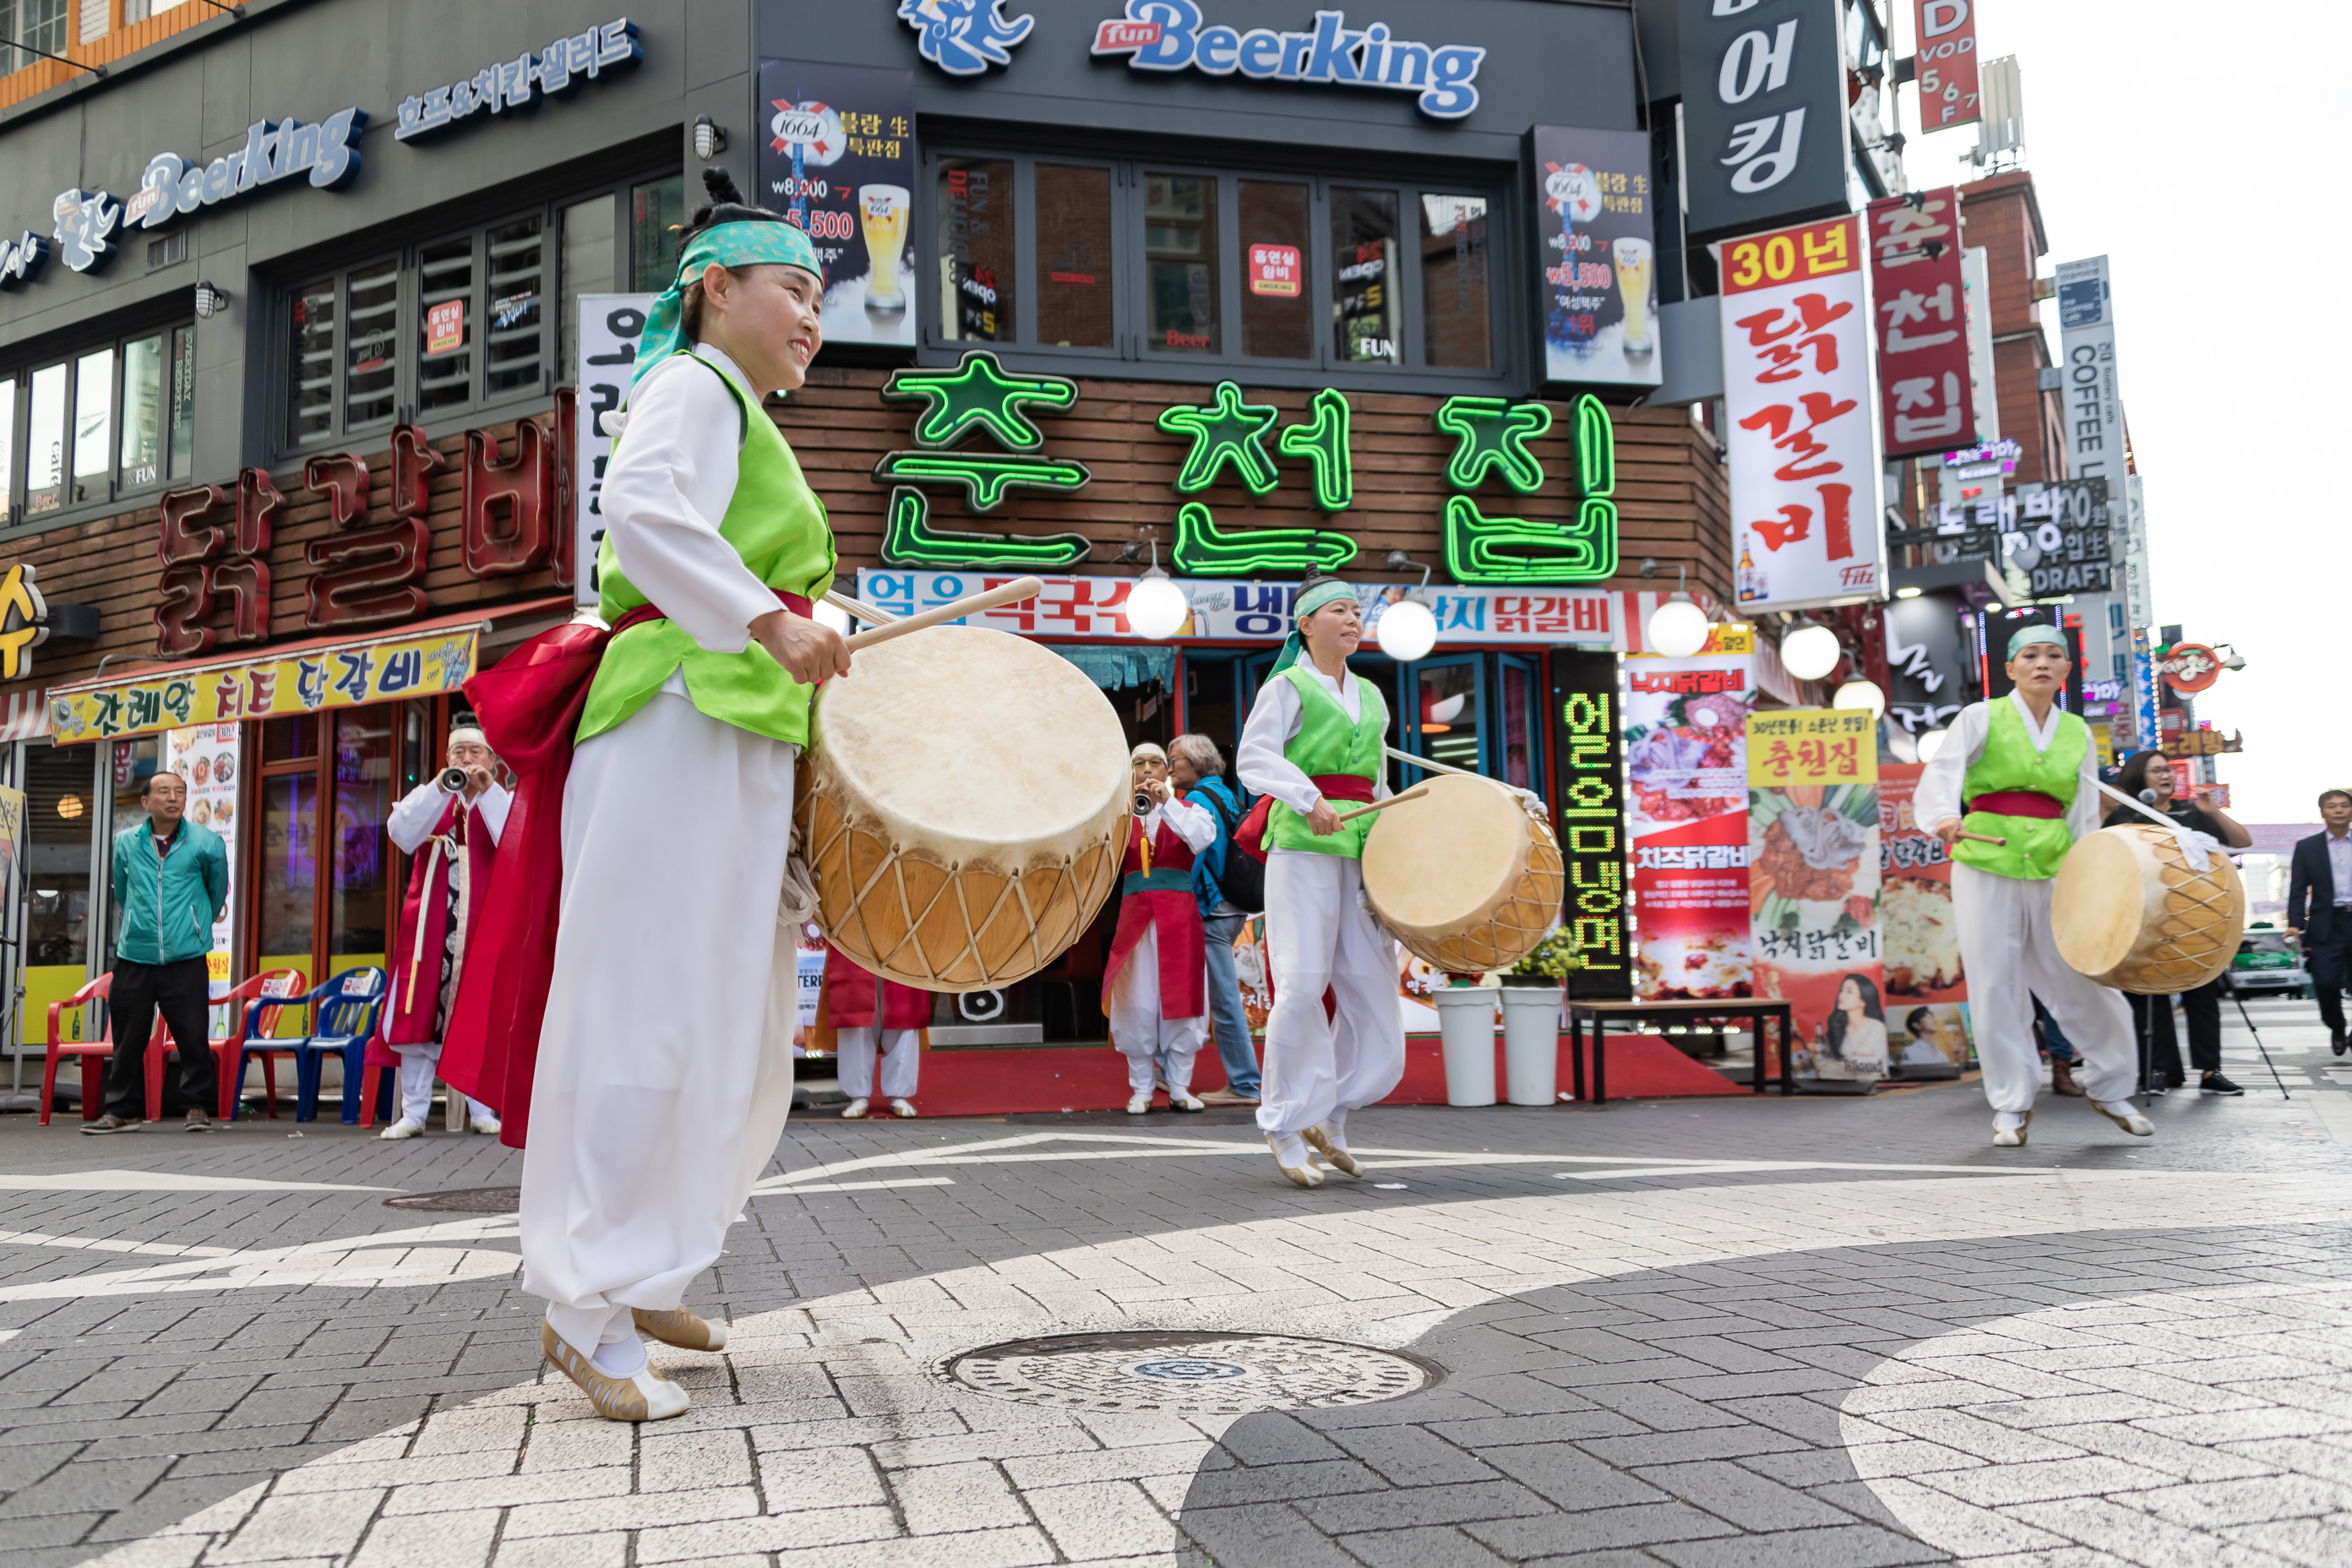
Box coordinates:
[825,948,929,1030]
[367,794,499,1068]
[1102,812,1206,1019]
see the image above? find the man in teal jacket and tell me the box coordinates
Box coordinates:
[85,770,230,1132]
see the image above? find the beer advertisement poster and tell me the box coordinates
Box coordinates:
[1877,761,1973,1075]
[1746,709,1885,1085]
[756,59,916,347]
[1622,627,1755,1000]
[1533,126,1662,389]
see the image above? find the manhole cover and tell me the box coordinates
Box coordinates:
[383,1187,520,1213]
[942,1331,1435,1414]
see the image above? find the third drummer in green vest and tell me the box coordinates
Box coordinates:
[1914,623,2150,1150]
[1233,575,1408,1188]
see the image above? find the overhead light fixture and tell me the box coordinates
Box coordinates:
[1778,622,1842,682]
[1916,727,1950,763]
[1832,677,1886,718]
[1123,536,1189,640]
[1896,585,1924,599]
[1374,550,1439,662]
[1645,565,1710,658]
[193,280,226,318]
[692,114,727,161]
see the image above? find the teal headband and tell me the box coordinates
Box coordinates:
[2006,623,2069,660]
[1269,580,1360,676]
[630,220,825,389]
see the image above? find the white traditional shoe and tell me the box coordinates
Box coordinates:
[889,1097,917,1119]
[1991,1110,2031,1148]
[1302,1123,1360,1174]
[632,1305,728,1353]
[470,1114,501,1135]
[1125,1092,1152,1115]
[2093,1099,2154,1137]
[1168,1090,1206,1113]
[378,1118,425,1141]
[841,1097,870,1119]
[541,1324,689,1422]
[1267,1131,1324,1188]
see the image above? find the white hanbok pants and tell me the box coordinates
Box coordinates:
[836,1026,920,1099]
[389,1043,493,1125]
[521,690,798,1357]
[1108,926,1207,1097]
[1255,850,1406,1136]
[1954,861,2137,1113]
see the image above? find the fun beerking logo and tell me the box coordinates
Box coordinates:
[1089,1,1487,120]
[897,0,1036,77]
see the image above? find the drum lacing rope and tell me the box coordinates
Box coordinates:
[2094,779,2222,874]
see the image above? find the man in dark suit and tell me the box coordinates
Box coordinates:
[2286,789,2352,1054]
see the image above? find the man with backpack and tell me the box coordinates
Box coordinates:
[1168,733,1262,1106]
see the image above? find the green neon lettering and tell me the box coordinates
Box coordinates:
[1157,382,1281,495]
[1433,395,1551,493]
[1274,388,1353,511]
[870,451,1092,512]
[878,350,1078,452]
[1442,495,1618,585]
[879,487,1092,569]
[1574,392,1614,497]
[1170,501,1357,577]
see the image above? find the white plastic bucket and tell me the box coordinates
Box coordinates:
[1432,987,1499,1107]
[1500,985,1563,1105]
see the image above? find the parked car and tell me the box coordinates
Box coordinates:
[2226,928,2309,998]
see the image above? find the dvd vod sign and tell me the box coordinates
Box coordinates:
[756,60,916,349]
[1533,127,1661,389]
[1553,650,1631,998]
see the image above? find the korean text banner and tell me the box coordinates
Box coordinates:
[1533,126,1661,389]
[1866,188,1974,460]
[1914,0,1982,132]
[1675,0,1849,242]
[1623,627,1755,1001]
[757,59,916,349]
[574,293,657,608]
[48,629,476,744]
[1747,707,1883,1084]
[1723,215,1881,610]
[1877,760,1973,1074]
[1553,650,1631,998]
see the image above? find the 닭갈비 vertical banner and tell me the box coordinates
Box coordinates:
[1747,708,1884,1085]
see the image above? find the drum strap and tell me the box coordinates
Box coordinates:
[1966,790,2063,819]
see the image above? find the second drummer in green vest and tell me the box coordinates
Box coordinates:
[1233,576,1408,1187]
[1914,623,2151,1149]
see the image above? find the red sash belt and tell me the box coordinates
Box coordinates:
[1233,773,1379,863]
[1968,790,2064,819]
[612,591,815,639]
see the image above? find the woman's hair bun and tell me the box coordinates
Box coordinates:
[702,166,747,206]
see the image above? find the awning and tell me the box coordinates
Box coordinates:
[44,597,572,746]
[0,688,47,743]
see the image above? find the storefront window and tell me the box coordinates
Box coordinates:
[256,770,319,997]
[485,215,545,398]
[561,193,618,374]
[329,709,392,976]
[1036,165,1113,350]
[70,348,111,498]
[1419,193,1492,371]
[289,281,336,443]
[24,362,65,517]
[417,236,474,413]
[1144,173,1217,356]
[1412,659,1485,775]
[1500,656,1537,791]
[1331,188,1401,365]
[0,380,14,509]
[939,157,1015,343]
[167,324,195,480]
[1239,180,1312,362]
[104,738,163,957]
[118,334,167,488]
[23,743,95,1043]
[346,261,400,427]
[629,175,684,292]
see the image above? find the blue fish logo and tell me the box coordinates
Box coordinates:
[898,0,1034,77]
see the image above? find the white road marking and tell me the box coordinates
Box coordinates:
[0,1169,394,1193]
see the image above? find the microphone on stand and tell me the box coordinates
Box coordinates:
[2139,788,2161,804]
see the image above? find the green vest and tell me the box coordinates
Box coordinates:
[1952,698,2088,880]
[1265,663,1388,859]
[578,351,838,747]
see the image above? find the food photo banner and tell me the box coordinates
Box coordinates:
[757,58,917,348]
[1532,126,1661,389]
[1877,760,1972,1075]
[1622,626,1755,1002]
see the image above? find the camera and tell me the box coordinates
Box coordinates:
[439,766,470,792]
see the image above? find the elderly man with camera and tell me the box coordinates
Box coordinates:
[371,724,512,1138]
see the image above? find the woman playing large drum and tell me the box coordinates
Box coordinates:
[1914,623,2153,1148]
[1234,576,1408,1186]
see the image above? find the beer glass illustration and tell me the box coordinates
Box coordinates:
[859,184,910,313]
[1614,236,1654,353]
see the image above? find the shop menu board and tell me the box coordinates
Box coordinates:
[1552,649,1630,998]
[1533,126,1661,389]
[1746,709,1883,1083]
[1623,628,1754,1000]
[1877,762,1972,1073]
[573,292,657,608]
[162,722,240,1009]
[757,59,916,348]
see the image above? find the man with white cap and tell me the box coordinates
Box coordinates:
[373,723,510,1138]
[1915,623,2152,1147]
[1104,741,1218,1113]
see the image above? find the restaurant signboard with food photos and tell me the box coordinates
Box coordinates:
[1877,761,1972,1075]
[1622,624,1755,1002]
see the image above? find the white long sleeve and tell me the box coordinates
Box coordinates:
[1912,695,2101,842]
[598,346,787,655]
[388,780,513,854]
[1235,666,1392,814]
[1142,796,1217,853]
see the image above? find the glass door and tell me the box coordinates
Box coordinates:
[21,743,102,1046]
[248,706,400,1035]
[1498,653,1543,794]
[1400,654,1486,782]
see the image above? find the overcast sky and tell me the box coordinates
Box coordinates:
[1889,1,2342,826]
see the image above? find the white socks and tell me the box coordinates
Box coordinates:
[591,1335,649,1377]
[1993,1111,2025,1130]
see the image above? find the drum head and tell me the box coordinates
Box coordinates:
[1362,773,1530,938]
[2050,828,2147,978]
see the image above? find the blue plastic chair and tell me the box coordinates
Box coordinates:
[232,967,389,1124]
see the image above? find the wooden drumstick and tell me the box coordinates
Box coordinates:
[842,577,1045,651]
[1957,830,2008,847]
[1332,785,1433,824]
[823,589,901,626]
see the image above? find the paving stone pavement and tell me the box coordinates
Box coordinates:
[0,996,2345,1568]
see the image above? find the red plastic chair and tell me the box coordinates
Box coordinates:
[199,970,306,1119]
[39,974,166,1125]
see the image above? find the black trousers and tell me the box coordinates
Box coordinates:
[2128,979,2223,1086]
[102,956,215,1119]
[2307,923,2352,1034]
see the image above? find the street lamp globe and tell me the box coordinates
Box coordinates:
[1832,678,1886,718]
[1646,592,1710,658]
[1374,598,1438,662]
[1779,623,1842,682]
[1125,571,1190,640]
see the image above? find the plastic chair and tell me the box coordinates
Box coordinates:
[232,967,389,1124]
[38,974,151,1125]
[204,970,307,1119]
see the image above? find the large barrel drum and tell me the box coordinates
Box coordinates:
[2050,823,2245,994]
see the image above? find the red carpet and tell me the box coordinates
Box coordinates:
[896,1032,1746,1118]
